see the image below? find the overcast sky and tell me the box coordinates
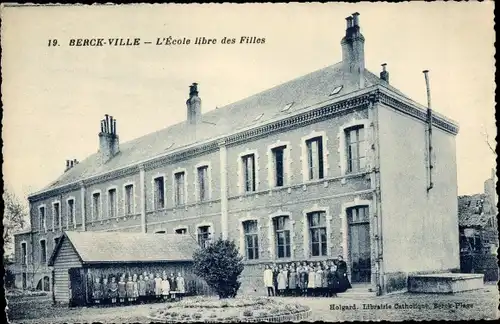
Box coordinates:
[1,2,495,206]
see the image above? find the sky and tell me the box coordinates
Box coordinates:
[1,2,496,208]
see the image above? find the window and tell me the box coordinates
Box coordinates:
[154,176,165,209]
[273,216,291,258]
[272,146,286,187]
[198,226,211,248]
[107,188,117,218]
[155,230,166,234]
[124,184,133,215]
[308,211,327,257]
[39,206,46,231]
[53,202,61,229]
[174,171,186,206]
[345,126,366,173]
[175,228,187,235]
[21,242,27,265]
[22,273,27,289]
[40,240,47,264]
[92,192,101,220]
[330,85,343,96]
[306,137,324,180]
[243,220,259,260]
[67,199,75,227]
[347,206,369,224]
[242,154,256,192]
[197,166,209,202]
[281,102,294,112]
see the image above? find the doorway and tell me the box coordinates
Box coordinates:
[347,206,371,283]
[69,268,87,307]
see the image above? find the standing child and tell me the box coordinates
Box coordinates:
[307,264,316,297]
[169,273,177,301]
[263,265,274,297]
[277,269,287,296]
[126,276,134,303]
[109,276,118,305]
[102,277,109,305]
[132,274,139,302]
[272,264,279,297]
[176,273,185,301]
[92,276,103,305]
[315,266,324,297]
[298,262,308,297]
[288,268,298,297]
[161,274,171,301]
[154,273,163,300]
[118,276,126,303]
[138,275,146,303]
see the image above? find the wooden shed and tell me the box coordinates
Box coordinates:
[48,231,211,306]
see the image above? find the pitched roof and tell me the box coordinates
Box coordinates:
[48,231,199,265]
[458,194,491,228]
[37,62,430,193]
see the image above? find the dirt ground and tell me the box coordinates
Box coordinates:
[7,283,499,323]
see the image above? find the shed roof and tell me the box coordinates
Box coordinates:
[48,231,199,266]
[39,63,410,192]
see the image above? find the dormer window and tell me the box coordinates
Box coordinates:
[281,102,294,112]
[330,85,343,96]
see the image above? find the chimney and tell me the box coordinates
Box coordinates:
[64,159,79,172]
[186,83,201,125]
[380,63,389,83]
[341,12,365,88]
[98,114,120,163]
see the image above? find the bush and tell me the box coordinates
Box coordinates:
[192,238,244,299]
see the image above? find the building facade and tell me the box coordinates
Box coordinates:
[13,13,460,295]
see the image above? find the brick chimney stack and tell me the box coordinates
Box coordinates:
[98,114,120,163]
[64,158,79,172]
[341,12,365,88]
[186,83,201,125]
[380,63,389,83]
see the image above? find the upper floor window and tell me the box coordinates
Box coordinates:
[40,239,47,264]
[345,126,365,173]
[197,166,209,202]
[175,228,187,235]
[198,226,211,248]
[306,137,324,180]
[53,202,61,229]
[243,220,259,260]
[273,216,291,259]
[174,171,186,206]
[67,199,75,227]
[272,146,286,187]
[154,176,165,209]
[242,154,256,192]
[108,188,117,218]
[21,242,27,265]
[124,184,134,215]
[92,192,101,220]
[308,211,327,257]
[39,206,46,231]
[347,205,369,224]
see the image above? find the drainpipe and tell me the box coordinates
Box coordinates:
[139,164,146,233]
[369,91,385,295]
[423,70,434,192]
[219,140,229,239]
[80,182,86,231]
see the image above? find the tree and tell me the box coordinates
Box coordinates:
[192,238,244,299]
[3,188,28,255]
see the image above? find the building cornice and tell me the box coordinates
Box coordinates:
[28,85,458,202]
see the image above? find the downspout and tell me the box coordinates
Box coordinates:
[423,70,434,192]
[139,164,146,233]
[369,91,385,295]
[219,140,229,240]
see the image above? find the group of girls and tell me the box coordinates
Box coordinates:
[88,271,185,306]
[263,255,352,297]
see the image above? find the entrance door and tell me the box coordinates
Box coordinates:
[347,206,371,283]
[68,268,87,307]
